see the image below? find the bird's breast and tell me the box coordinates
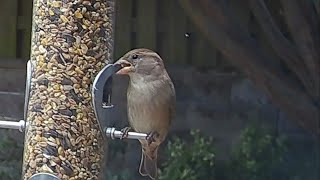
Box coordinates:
[126,81,171,135]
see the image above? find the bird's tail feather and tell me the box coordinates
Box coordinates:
[139,146,158,180]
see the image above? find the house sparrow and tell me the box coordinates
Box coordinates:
[114,48,176,179]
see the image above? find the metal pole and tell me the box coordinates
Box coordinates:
[105,128,148,140]
[0,120,25,132]
[0,119,148,141]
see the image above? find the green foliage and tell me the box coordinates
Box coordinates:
[105,140,132,180]
[107,140,128,159]
[228,124,288,180]
[105,169,133,180]
[159,129,215,180]
[0,131,23,180]
[0,161,22,180]
[278,138,318,180]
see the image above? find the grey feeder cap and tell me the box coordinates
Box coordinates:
[29,173,60,180]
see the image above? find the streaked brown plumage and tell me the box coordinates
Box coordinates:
[114,48,176,179]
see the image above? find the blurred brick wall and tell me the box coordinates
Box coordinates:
[0,61,26,120]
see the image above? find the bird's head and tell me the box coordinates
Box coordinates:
[114,48,165,81]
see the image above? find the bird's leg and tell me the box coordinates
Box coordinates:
[120,127,132,139]
[146,131,160,145]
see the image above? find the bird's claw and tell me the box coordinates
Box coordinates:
[120,127,132,139]
[146,131,159,145]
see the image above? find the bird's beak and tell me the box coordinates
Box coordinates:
[114,59,133,75]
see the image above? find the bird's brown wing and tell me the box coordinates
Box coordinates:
[168,79,176,125]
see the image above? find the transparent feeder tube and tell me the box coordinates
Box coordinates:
[21,0,116,179]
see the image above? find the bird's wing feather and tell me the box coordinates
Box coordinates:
[168,78,176,124]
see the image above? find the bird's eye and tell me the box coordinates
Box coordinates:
[132,54,138,59]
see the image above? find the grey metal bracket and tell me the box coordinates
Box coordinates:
[92,63,148,140]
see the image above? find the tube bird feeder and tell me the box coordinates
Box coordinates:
[21,0,116,179]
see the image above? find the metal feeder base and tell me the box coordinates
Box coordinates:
[29,173,60,180]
